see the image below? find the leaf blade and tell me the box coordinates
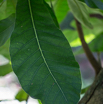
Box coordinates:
[10,0,81,104]
[0,0,17,20]
[68,0,93,28]
[28,0,68,101]
[15,89,28,102]
[0,14,15,46]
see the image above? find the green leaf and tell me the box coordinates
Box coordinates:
[81,86,90,94]
[70,33,95,47]
[84,0,98,8]
[60,12,75,30]
[0,0,17,20]
[0,14,15,46]
[10,0,81,104]
[67,0,93,28]
[45,0,50,1]
[74,33,103,55]
[63,29,78,43]
[79,0,103,10]
[0,39,10,59]
[92,0,103,10]
[78,0,98,8]
[38,100,42,104]
[0,0,3,5]
[63,16,103,47]
[0,63,12,76]
[15,89,28,101]
[54,0,69,23]
[43,1,59,28]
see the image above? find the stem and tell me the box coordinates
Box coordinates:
[90,14,103,19]
[75,19,102,75]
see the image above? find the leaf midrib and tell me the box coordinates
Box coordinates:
[28,0,68,102]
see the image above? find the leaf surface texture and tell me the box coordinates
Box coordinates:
[10,0,81,104]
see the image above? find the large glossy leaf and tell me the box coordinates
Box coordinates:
[67,0,92,28]
[10,0,81,104]
[74,33,103,55]
[0,0,16,20]
[0,14,15,46]
[15,89,28,101]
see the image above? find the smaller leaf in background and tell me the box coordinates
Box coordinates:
[0,39,10,60]
[79,0,103,10]
[60,12,75,30]
[85,0,103,10]
[0,0,17,20]
[63,15,103,45]
[0,0,3,5]
[0,63,12,76]
[54,0,69,23]
[0,14,15,46]
[74,33,103,55]
[92,0,103,10]
[0,55,12,76]
[63,29,78,43]
[38,100,42,104]
[84,0,98,8]
[81,85,90,94]
[67,0,92,28]
[15,89,28,102]
[70,34,95,47]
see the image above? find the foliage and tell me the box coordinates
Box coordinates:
[0,14,15,46]
[0,0,103,104]
[15,89,28,101]
[0,0,16,20]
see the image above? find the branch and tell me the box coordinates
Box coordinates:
[79,69,103,104]
[75,19,102,75]
[90,14,103,19]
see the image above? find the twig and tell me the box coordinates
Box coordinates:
[75,19,102,75]
[90,14,103,19]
